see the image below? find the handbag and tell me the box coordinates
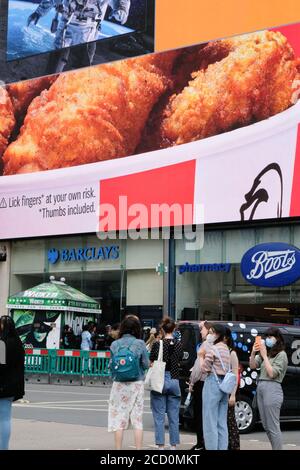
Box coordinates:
[144,340,166,393]
[212,347,237,395]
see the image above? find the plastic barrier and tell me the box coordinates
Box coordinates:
[25,348,51,374]
[24,348,111,386]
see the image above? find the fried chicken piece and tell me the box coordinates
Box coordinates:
[172,40,234,92]
[159,31,300,147]
[7,75,57,123]
[3,51,177,175]
[0,87,15,160]
[138,41,235,153]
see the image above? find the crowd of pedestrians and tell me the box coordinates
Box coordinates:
[0,313,288,451]
[60,322,121,351]
[107,316,288,451]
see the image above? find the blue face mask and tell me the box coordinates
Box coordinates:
[265,337,276,348]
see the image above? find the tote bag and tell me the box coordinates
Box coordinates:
[144,340,166,393]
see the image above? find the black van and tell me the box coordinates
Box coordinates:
[177,321,300,433]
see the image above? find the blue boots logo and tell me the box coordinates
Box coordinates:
[241,242,300,287]
[48,249,60,264]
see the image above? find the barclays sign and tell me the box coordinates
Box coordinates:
[48,246,119,264]
[241,243,300,288]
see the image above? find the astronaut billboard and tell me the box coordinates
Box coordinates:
[1,22,300,239]
[7,0,147,62]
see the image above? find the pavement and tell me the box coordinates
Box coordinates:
[9,419,300,450]
[8,383,300,451]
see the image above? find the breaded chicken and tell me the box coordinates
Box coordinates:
[3,52,177,175]
[159,31,300,147]
[138,41,234,153]
[3,31,300,175]
[7,75,57,123]
[0,86,15,159]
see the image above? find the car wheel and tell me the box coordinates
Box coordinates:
[235,395,257,434]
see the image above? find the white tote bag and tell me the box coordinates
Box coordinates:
[144,340,166,393]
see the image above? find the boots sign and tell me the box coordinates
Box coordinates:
[241,243,300,288]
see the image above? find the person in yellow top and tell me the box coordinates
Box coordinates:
[250,327,288,450]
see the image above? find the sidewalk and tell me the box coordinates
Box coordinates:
[9,419,300,450]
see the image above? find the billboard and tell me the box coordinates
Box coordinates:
[1,23,300,238]
[7,0,148,61]
[1,0,300,84]
[155,0,300,52]
[13,309,62,348]
[0,0,154,84]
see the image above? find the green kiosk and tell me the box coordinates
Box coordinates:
[6,277,102,349]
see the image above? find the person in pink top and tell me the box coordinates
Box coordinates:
[188,320,212,450]
[200,323,231,450]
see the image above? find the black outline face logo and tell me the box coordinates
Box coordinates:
[240,163,283,221]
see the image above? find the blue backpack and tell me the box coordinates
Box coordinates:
[111,339,140,382]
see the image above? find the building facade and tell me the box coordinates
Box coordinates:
[173,222,300,326]
[1,221,300,330]
[7,235,167,328]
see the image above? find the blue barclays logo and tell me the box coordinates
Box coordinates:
[48,249,59,264]
[47,245,119,264]
[179,262,231,274]
[241,242,300,288]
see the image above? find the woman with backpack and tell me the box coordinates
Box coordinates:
[150,317,183,450]
[200,323,231,450]
[250,327,288,450]
[0,315,25,450]
[108,315,149,450]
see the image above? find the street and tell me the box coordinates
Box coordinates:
[9,383,300,450]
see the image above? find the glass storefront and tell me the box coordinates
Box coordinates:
[8,223,300,327]
[175,224,300,325]
[9,235,165,326]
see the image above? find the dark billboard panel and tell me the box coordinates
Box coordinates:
[7,0,148,62]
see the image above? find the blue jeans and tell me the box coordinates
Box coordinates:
[0,398,13,450]
[150,371,181,446]
[202,374,229,450]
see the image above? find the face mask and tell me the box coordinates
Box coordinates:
[33,331,47,342]
[265,337,276,348]
[206,333,216,344]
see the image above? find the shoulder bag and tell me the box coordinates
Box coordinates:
[144,340,166,393]
[212,346,237,395]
